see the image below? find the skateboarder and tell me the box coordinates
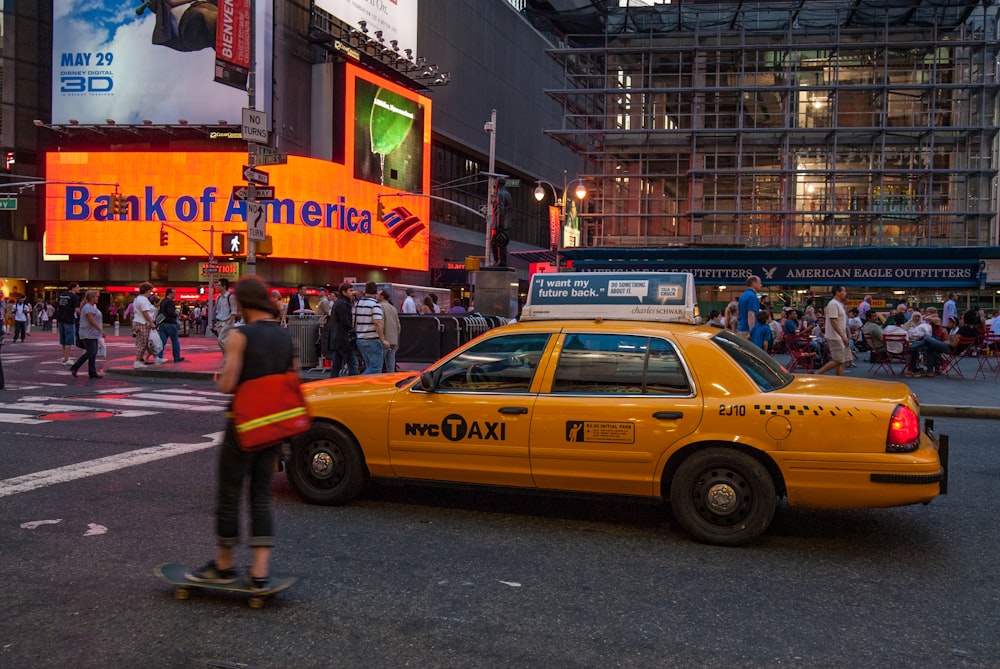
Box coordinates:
[186,276,297,591]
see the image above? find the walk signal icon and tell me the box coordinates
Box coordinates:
[222,233,245,256]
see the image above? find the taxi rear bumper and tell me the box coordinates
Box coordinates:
[872,424,948,494]
[779,420,947,509]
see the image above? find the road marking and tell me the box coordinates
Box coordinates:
[0,432,223,498]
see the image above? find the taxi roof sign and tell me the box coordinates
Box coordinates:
[520,272,699,323]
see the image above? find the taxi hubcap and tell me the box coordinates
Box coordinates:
[706,483,739,514]
[310,451,335,479]
[693,467,750,523]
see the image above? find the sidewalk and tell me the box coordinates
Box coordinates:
[35,328,994,419]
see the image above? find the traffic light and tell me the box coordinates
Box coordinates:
[116,194,129,216]
[159,227,169,246]
[108,193,120,217]
[256,235,273,256]
[377,198,385,221]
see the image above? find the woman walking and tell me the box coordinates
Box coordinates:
[70,290,104,379]
[131,282,158,368]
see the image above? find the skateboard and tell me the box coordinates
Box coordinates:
[154,562,297,609]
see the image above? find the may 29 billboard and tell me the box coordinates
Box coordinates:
[44,151,430,272]
[51,0,272,125]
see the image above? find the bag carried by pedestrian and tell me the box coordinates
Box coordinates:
[97,337,107,359]
[231,371,311,451]
[148,329,164,354]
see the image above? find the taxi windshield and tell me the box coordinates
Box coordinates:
[711,329,794,391]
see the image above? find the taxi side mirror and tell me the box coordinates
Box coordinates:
[420,371,438,392]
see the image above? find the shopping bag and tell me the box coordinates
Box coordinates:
[97,337,107,359]
[148,329,164,354]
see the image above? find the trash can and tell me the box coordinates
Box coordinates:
[286,314,321,368]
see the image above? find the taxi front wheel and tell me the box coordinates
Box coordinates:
[669,448,776,547]
[287,422,367,505]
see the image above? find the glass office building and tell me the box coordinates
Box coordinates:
[531,0,1000,250]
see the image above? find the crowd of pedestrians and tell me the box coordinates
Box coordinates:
[715,278,1000,378]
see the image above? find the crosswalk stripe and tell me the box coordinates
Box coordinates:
[0,432,223,498]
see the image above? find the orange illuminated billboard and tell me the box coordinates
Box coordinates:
[44,150,430,271]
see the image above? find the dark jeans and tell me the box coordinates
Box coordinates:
[215,423,279,548]
[71,338,99,377]
[330,345,359,377]
[157,322,182,360]
[13,321,26,341]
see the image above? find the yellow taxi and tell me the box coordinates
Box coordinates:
[289,272,947,546]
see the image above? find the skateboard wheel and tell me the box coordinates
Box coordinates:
[174,588,191,601]
[249,597,264,609]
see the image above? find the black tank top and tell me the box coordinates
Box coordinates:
[238,320,295,384]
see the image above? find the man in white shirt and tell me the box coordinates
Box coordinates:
[815,285,850,376]
[400,288,418,314]
[214,278,236,350]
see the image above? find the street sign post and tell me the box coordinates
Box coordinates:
[241,107,269,144]
[0,197,17,210]
[231,185,276,201]
[242,165,269,185]
[245,201,266,241]
[254,145,288,166]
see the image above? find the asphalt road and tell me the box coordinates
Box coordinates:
[1,336,998,668]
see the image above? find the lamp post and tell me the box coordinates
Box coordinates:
[534,174,588,269]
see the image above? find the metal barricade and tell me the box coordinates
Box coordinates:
[396,314,509,365]
[286,314,321,368]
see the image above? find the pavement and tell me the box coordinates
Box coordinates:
[12,328,998,419]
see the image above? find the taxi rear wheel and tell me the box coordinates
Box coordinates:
[669,448,776,547]
[287,423,366,505]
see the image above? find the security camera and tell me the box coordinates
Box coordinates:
[483,121,495,133]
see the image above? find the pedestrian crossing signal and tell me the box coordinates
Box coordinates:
[222,233,245,256]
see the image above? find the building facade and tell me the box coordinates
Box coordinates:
[523,0,1000,308]
[0,0,578,308]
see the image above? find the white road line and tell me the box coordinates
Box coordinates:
[0,401,157,418]
[0,432,223,498]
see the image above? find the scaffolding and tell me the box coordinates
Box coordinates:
[539,0,1000,249]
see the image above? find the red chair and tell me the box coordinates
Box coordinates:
[784,333,816,373]
[878,333,910,376]
[976,332,1000,380]
[939,336,978,379]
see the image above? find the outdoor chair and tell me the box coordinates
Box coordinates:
[939,336,979,379]
[784,333,816,373]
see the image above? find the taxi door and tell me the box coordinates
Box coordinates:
[529,332,703,496]
[386,332,553,487]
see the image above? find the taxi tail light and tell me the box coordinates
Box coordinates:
[886,404,920,453]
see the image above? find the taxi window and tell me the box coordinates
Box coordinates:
[434,333,550,392]
[552,334,691,395]
[711,329,793,391]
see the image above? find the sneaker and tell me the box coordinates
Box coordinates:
[173,357,186,363]
[153,358,168,365]
[133,361,145,369]
[244,572,270,592]
[61,359,72,365]
[185,560,237,584]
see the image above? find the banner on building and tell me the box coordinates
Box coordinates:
[51,0,272,125]
[214,0,253,90]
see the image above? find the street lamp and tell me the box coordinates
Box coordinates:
[534,175,588,266]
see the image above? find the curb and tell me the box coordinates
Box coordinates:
[922,404,1000,420]
[107,367,217,381]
